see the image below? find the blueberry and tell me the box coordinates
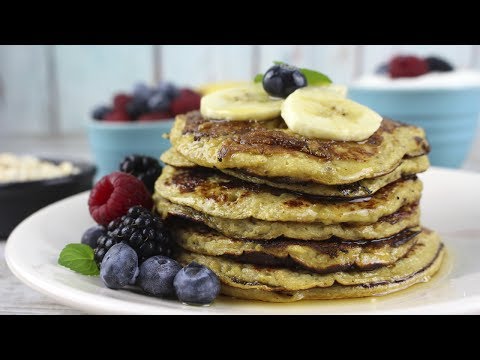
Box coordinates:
[100,243,139,289]
[174,262,220,305]
[81,225,106,248]
[137,256,182,297]
[133,83,153,101]
[375,63,389,75]
[147,91,170,112]
[262,64,307,98]
[91,105,112,120]
[426,56,454,72]
[126,97,148,120]
[157,82,179,100]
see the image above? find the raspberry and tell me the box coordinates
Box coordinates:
[138,111,172,121]
[171,89,201,116]
[104,110,130,122]
[113,93,133,111]
[389,56,428,79]
[88,172,153,226]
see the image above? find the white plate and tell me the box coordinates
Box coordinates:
[5,167,480,314]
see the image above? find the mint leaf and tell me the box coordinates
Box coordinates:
[273,60,286,65]
[253,73,263,83]
[299,68,332,85]
[58,243,99,276]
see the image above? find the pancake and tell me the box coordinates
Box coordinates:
[156,196,420,241]
[161,147,197,167]
[161,147,429,198]
[169,111,429,185]
[177,230,444,301]
[154,165,423,224]
[173,222,421,273]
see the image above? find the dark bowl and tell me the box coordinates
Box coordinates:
[0,159,96,239]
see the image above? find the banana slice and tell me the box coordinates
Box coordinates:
[281,87,382,141]
[308,84,348,98]
[200,85,283,121]
[197,81,250,96]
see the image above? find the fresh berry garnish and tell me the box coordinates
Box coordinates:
[138,112,172,121]
[262,64,307,98]
[137,256,182,297]
[174,262,220,305]
[91,105,112,120]
[81,225,106,248]
[100,243,139,289]
[94,206,173,265]
[389,56,429,79]
[170,89,201,116]
[119,206,173,262]
[94,219,122,265]
[425,56,454,72]
[88,172,153,226]
[119,154,162,194]
[113,93,133,111]
[104,110,130,122]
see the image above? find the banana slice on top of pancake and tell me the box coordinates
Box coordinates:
[281,87,382,141]
[200,84,283,121]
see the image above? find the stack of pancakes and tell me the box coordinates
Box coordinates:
[153,111,445,302]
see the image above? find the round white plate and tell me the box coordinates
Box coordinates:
[5,167,480,314]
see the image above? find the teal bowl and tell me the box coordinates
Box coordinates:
[349,87,480,168]
[87,120,174,180]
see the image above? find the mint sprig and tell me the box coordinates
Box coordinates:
[253,61,332,86]
[58,243,100,276]
[253,73,263,83]
[298,68,332,85]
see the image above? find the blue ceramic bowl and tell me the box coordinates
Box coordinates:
[87,120,174,180]
[349,87,480,168]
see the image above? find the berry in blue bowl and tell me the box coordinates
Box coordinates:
[351,56,480,168]
[88,82,201,179]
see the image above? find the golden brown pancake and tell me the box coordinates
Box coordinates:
[154,165,422,224]
[173,221,421,273]
[156,196,420,241]
[177,230,444,302]
[169,111,429,185]
[161,147,429,198]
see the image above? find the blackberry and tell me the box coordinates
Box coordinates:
[119,155,162,194]
[425,56,454,72]
[94,218,122,265]
[94,206,173,266]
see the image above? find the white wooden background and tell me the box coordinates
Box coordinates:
[1,45,479,136]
